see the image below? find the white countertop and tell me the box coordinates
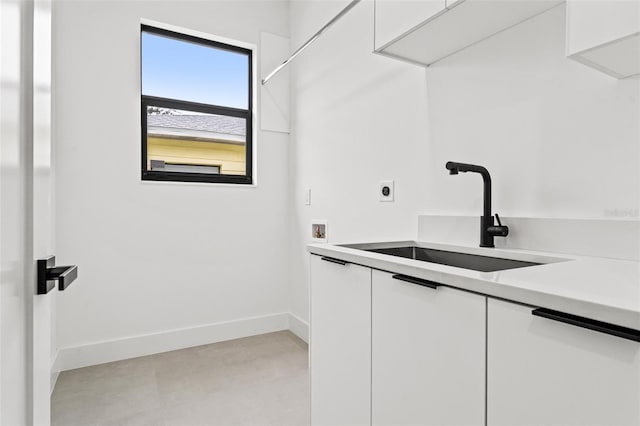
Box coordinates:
[307,241,640,330]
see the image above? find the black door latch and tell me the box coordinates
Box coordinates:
[37,255,78,295]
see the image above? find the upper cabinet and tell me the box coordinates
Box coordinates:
[374,0,563,66]
[566,0,640,79]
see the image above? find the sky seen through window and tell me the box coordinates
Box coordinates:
[142,32,249,110]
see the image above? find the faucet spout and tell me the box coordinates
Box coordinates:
[445,161,507,248]
[445,161,492,219]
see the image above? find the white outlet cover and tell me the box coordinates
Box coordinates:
[304,188,311,205]
[379,180,394,202]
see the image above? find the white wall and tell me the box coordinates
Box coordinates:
[423,4,639,220]
[53,1,291,358]
[289,2,639,324]
[289,0,431,324]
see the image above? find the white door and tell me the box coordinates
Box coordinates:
[1,0,56,424]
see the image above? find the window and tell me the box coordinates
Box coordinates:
[141,25,253,184]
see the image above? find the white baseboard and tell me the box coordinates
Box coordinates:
[54,312,290,372]
[288,312,309,343]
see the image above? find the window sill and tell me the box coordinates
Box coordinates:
[142,171,252,185]
[140,179,258,188]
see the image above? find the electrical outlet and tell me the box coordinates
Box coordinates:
[379,180,394,202]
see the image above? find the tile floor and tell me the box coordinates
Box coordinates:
[51,331,309,426]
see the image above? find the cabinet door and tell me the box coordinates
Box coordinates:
[310,255,371,426]
[488,298,640,426]
[371,270,485,426]
[374,0,446,50]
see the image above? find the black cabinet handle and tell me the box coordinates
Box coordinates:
[37,256,78,294]
[392,274,440,289]
[532,308,640,342]
[321,256,349,266]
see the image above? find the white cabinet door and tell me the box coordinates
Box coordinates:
[371,271,485,426]
[310,255,371,426]
[488,298,640,426]
[374,0,446,50]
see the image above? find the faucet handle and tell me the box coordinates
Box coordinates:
[488,214,509,237]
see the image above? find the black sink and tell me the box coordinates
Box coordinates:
[365,246,540,272]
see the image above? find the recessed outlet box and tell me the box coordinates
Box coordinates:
[311,220,328,243]
[379,180,394,202]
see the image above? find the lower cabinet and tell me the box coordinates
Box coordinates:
[487,298,640,426]
[310,254,640,426]
[371,270,486,426]
[310,255,371,426]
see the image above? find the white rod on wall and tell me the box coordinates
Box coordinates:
[261,0,362,85]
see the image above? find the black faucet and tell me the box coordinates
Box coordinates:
[445,161,509,248]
